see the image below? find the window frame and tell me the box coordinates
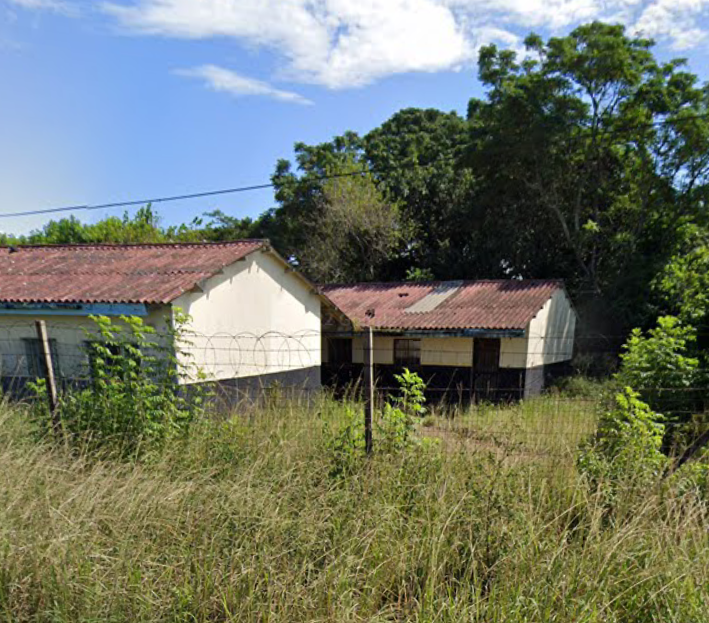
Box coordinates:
[393,338,422,367]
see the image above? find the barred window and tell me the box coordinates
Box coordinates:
[393,339,421,366]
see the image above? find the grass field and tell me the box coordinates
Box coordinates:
[1,392,708,622]
[422,395,600,461]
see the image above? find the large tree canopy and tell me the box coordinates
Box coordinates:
[465,23,709,331]
[5,22,708,339]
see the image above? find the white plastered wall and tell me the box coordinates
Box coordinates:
[525,289,576,369]
[171,250,322,382]
[0,308,172,381]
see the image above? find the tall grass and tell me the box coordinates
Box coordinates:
[425,394,600,461]
[1,395,708,622]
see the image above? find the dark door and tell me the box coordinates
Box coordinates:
[473,338,500,400]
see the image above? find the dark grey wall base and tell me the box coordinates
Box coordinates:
[323,363,527,404]
[199,366,322,409]
[2,367,322,412]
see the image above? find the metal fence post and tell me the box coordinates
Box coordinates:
[35,320,60,437]
[364,326,374,455]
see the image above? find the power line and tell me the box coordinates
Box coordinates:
[0,170,379,221]
[2,111,708,222]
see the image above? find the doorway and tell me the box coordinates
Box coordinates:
[472,338,501,400]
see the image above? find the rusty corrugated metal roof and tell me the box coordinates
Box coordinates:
[321,280,565,331]
[0,241,266,304]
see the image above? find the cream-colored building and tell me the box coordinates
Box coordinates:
[321,280,576,400]
[0,241,326,397]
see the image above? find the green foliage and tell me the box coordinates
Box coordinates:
[0,205,259,248]
[325,369,427,474]
[31,314,205,458]
[364,108,474,278]
[467,22,709,328]
[616,316,700,418]
[3,395,709,622]
[377,369,427,453]
[323,403,366,477]
[296,158,403,282]
[670,455,709,499]
[392,367,427,418]
[405,266,435,282]
[554,374,619,400]
[655,224,709,326]
[578,387,667,494]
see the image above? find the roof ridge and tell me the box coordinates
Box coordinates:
[322,278,565,289]
[0,239,268,250]
[7,269,216,275]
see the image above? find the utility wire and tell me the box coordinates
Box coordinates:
[2,111,708,221]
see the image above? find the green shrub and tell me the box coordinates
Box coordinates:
[555,374,618,400]
[616,316,700,419]
[325,369,427,474]
[31,313,205,458]
[578,387,667,498]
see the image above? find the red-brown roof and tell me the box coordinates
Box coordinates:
[0,241,266,304]
[321,280,566,331]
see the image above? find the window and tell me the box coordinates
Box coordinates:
[23,338,60,379]
[394,339,421,366]
[328,338,352,364]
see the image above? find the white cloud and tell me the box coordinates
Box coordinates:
[6,0,74,13]
[104,0,472,88]
[176,65,313,105]
[104,0,709,90]
[633,0,709,49]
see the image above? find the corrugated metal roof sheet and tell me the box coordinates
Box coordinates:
[0,241,266,304]
[404,281,462,313]
[321,280,565,331]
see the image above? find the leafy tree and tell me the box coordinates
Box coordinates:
[2,206,167,246]
[466,22,709,330]
[182,210,256,242]
[297,160,402,283]
[0,205,259,247]
[267,132,367,263]
[655,224,709,328]
[262,109,474,281]
[365,108,474,277]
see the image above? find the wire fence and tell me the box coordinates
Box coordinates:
[0,318,707,461]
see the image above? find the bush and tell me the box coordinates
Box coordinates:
[325,369,427,474]
[554,374,618,400]
[616,316,700,419]
[578,387,667,498]
[32,314,205,458]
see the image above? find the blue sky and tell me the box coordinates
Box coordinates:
[1,0,708,236]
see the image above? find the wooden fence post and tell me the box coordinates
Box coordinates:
[35,320,60,436]
[363,326,374,455]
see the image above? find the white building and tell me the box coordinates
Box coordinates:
[321,280,577,400]
[0,241,326,396]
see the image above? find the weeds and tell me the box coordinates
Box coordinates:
[1,394,708,622]
[30,314,205,458]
